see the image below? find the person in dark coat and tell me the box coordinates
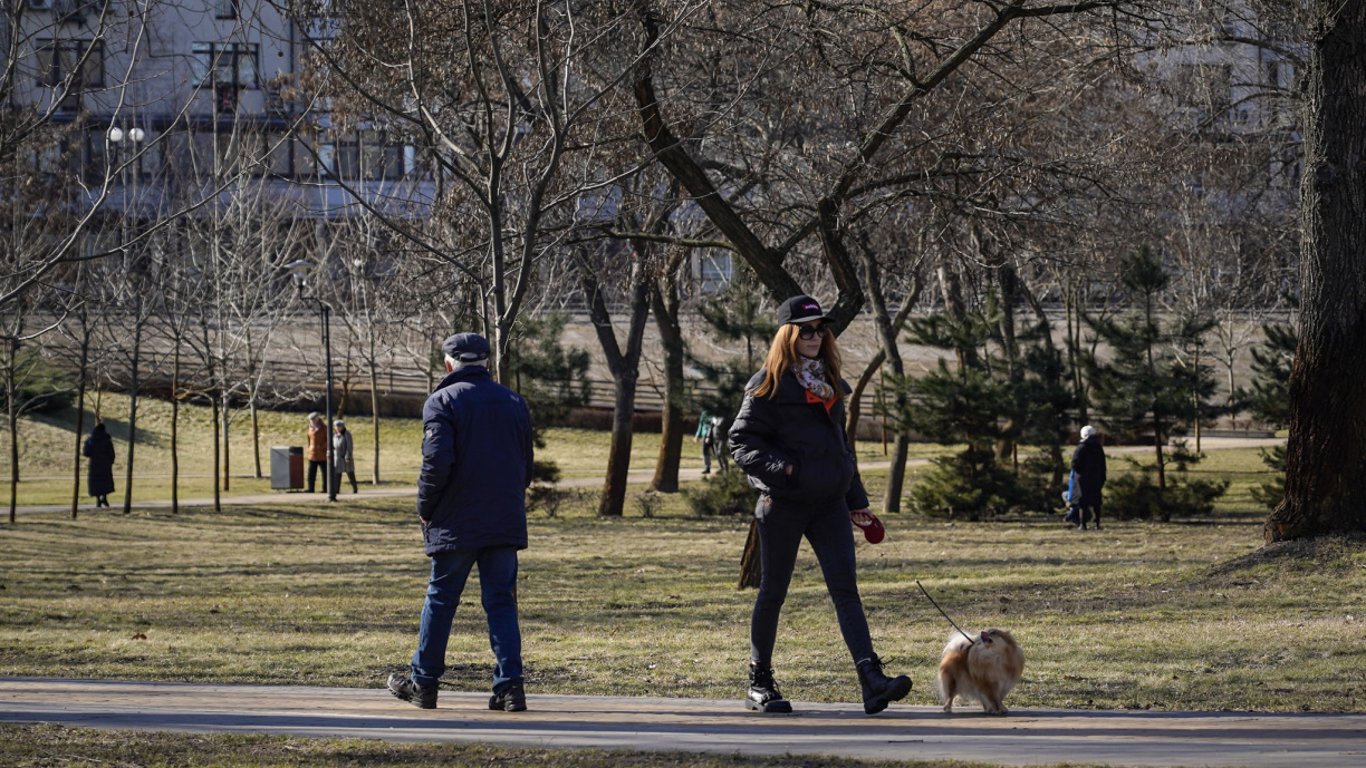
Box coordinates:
[728,295,911,716]
[388,332,535,713]
[1071,425,1108,530]
[83,422,115,508]
[331,419,358,494]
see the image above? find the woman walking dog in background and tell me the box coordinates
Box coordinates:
[728,295,911,716]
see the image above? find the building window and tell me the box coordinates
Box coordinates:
[36,38,104,87]
[696,252,733,294]
[331,129,407,180]
[191,42,259,88]
[214,0,239,19]
[36,38,102,112]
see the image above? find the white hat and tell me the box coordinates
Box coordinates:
[1080,425,1096,441]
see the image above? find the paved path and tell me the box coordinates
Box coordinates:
[1,677,1362,767]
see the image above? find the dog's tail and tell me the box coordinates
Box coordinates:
[942,630,974,656]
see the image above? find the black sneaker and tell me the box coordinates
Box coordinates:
[489,681,527,712]
[387,672,437,709]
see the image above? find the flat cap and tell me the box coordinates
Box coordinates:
[441,332,491,362]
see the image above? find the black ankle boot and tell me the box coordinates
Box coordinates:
[856,655,912,715]
[747,662,792,713]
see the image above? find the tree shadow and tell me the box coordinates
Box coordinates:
[31,406,163,449]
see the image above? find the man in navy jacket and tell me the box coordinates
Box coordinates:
[389,332,534,712]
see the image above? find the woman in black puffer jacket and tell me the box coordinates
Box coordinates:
[728,295,911,716]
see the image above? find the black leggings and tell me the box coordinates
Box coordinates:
[750,496,875,666]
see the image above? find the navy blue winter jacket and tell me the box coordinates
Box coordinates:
[417,366,534,556]
[728,369,870,510]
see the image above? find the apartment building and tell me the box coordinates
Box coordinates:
[7,0,434,220]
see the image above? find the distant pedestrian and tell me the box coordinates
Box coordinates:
[388,332,535,713]
[695,409,726,474]
[83,421,115,508]
[305,412,327,493]
[728,294,910,716]
[332,419,358,494]
[709,412,729,473]
[1071,425,1108,530]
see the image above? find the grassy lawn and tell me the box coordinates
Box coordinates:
[3,467,1364,713]
[1,393,928,506]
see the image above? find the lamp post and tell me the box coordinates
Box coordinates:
[285,259,335,501]
[108,124,145,515]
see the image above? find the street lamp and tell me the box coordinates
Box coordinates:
[285,258,336,502]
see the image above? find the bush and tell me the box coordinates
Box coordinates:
[682,470,755,517]
[1106,457,1229,522]
[908,447,1029,520]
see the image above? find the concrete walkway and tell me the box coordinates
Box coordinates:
[2,677,1363,767]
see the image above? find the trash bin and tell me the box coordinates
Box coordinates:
[270,446,304,490]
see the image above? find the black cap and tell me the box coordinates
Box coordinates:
[441,332,491,362]
[776,294,828,325]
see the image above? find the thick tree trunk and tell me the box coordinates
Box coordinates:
[600,375,640,518]
[583,251,650,517]
[1267,1,1366,542]
[649,276,686,492]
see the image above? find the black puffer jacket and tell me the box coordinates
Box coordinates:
[728,369,869,509]
[1070,435,1107,505]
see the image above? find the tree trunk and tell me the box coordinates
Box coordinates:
[170,342,180,515]
[121,320,142,516]
[857,248,921,514]
[222,392,231,492]
[250,399,262,479]
[582,251,651,517]
[70,323,90,520]
[1267,0,1366,542]
[6,338,17,525]
[370,346,381,484]
[649,275,686,493]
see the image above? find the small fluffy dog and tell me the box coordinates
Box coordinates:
[935,628,1024,715]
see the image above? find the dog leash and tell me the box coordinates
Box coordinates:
[916,580,977,646]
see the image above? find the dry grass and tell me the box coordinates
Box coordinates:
[2,481,1363,713]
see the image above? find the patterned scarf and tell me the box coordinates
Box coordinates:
[792,356,835,401]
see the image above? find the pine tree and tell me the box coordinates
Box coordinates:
[505,313,591,483]
[1085,248,1227,520]
[1241,319,1297,511]
[897,304,1072,518]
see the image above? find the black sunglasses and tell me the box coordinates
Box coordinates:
[797,324,827,340]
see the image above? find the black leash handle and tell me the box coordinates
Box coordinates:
[916,580,976,646]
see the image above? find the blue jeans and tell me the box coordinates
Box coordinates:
[750,496,875,666]
[410,546,523,692]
